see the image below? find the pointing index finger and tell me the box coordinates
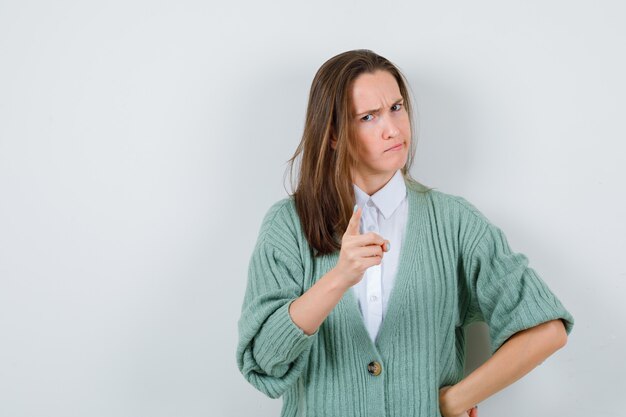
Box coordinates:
[346,204,362,236]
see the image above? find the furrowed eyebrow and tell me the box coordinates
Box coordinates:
[355,98,404,117]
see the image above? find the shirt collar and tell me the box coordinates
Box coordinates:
[353,170,407,220]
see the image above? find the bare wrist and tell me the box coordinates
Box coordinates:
[326,267,351,293]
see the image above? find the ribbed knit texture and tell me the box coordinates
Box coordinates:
[236,179,575,417]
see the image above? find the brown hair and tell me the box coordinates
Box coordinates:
[285,49,431,257]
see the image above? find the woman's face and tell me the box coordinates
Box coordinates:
[332,69,411,182]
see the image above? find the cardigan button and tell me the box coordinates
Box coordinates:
[367,361,382,376]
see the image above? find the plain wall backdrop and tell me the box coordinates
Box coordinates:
[1,1,624,416]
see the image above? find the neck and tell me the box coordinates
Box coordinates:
[352,170,396,196]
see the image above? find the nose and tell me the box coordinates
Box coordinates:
[383,116,400,139]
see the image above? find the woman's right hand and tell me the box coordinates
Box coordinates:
[333,204,389,289]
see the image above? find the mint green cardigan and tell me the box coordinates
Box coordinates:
[236,178,574,417]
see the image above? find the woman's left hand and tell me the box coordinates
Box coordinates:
[439,385,478,417]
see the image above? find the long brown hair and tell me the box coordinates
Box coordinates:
[285,49,431,257]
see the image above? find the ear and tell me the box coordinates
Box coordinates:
[330,127,338,150]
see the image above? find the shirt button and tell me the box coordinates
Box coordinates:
[367,200,374,207]
[367,361,382,376]
[369,295,378,302]
[367,225,375,231]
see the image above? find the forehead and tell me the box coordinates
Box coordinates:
[351,70,401,108]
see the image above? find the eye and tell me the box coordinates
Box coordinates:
[361,114,373,122]
[391,103,403,111]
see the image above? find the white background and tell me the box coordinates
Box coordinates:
[1,1,624,416]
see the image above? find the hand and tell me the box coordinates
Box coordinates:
[333,205,389,289]
[439,385,478,417]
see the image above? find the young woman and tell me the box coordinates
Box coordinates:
[236,49,574,417]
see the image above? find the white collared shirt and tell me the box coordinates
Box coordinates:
[352,169,408,343]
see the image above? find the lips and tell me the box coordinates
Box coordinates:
[385,142,404,152]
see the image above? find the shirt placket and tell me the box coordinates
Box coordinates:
[363,199,383,342]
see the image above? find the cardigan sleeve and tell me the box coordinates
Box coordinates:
[236,232,318,399]
[462,217,575,355]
